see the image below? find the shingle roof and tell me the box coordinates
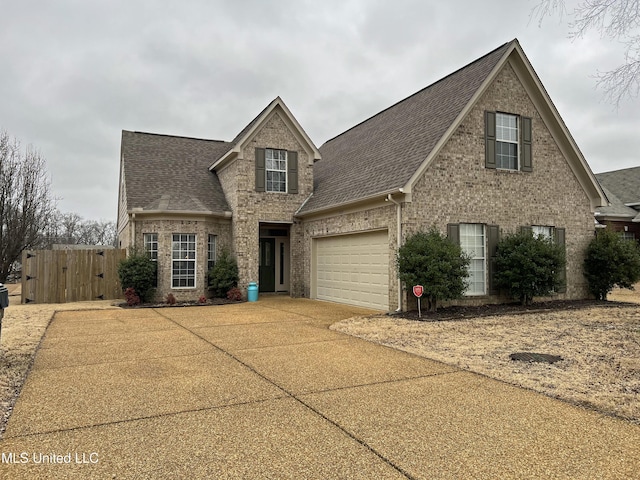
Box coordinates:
[596,185,638,218]
[596,167,640,205]
[121,131,231,214]
[595,167,640,219]
[297,41,512,214]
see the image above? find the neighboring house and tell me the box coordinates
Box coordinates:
[117,39,607,311]
[595,167,640,241]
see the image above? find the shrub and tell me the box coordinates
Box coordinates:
[124,287,140,306]
[584,229,640,300]
[165,293,176,305]
[226,287,243,301]
[397,228,470,311]
[208,248,239,297]
[198,295,207,304]
[118,248,157,303]
[494,232,565,305]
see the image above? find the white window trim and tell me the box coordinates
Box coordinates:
[621,231,636,242]
[143,233,158,261]
[171,233,197,289]
[207,234,217,271]
[461,224,486,296]
[496,112,519,171]
[265,148,288,193]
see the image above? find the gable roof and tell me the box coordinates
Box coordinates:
[595,167,640,220]
[209,96,321,171]
[297,39,606,215]
[121,131,231,215]
[596,167,640,206]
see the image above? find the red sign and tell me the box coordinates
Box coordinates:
[413,285,424,297]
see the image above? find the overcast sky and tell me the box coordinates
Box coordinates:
[1,0,638,221]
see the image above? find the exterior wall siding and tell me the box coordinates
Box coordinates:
[402,63,595,301]
[116,169,130,249]
[598,219,640,243]
[131,217,232,301]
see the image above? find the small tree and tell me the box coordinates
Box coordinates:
[494,232,565,306]
[584,229,640,300]
[118,249,157,303]
[397,228,470,312]
[208,248,239,298]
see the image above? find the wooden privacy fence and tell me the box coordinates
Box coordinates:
[21,249,126,304]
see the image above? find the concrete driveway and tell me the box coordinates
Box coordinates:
[1,296,639,479]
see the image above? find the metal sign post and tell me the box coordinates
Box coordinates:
[412,285,424,318]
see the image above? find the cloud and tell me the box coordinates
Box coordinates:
[1,0,638,219]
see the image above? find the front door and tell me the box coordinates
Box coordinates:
[259,238,276,292]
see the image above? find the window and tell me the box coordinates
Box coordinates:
[143,233,158,261]
[532,225,553,241]
[460,224,486,295]
[172,234,196,288]
[207,235,217,272]
[485,111,532,172]
[496,113,518,170]
[144,233,159,287]
[621,231,636,242]
[266,149,287,192]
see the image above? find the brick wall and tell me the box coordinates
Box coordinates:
[403,62,595,301]
[132,217,232,301]
[298,62,596,309]
[224,110,314,292]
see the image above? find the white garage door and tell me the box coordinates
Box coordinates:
[314,230,389,310]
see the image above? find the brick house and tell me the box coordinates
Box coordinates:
[117,39,607,310]
[594,167,640,242]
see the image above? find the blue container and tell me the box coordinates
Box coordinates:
[247,282,258,302]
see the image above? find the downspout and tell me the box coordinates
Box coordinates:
[130,213,136,254]
[386,193,403,312]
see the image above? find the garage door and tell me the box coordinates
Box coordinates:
[314,230,389,310]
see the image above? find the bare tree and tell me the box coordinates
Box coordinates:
[76,219,117,246]
[45,210,117,247]
[532,0,640,106]
[0,130,57,282]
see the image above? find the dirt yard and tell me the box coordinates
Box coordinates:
[0,283,119,437]
[332,285,640,425]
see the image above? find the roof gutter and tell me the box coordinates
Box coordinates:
[129,208,232,218]
[296,188,404,218]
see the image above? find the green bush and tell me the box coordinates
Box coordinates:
[584,229,640,300]
[208,248,239,297]
[494,232,565,305]
[397,228,470,312]
[118,249,157,303]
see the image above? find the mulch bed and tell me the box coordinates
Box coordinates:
[391,299,637,322]
[117,298,244,308]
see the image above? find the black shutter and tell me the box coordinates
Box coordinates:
[255,148,265,192]
[447,224,460,245]
[555,227,566,293]
[522,116,533,172]
[485,111,496,169]
[487,225,500,295]
[288,151,298,194]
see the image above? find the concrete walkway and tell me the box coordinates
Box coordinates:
[1,296,638,479]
